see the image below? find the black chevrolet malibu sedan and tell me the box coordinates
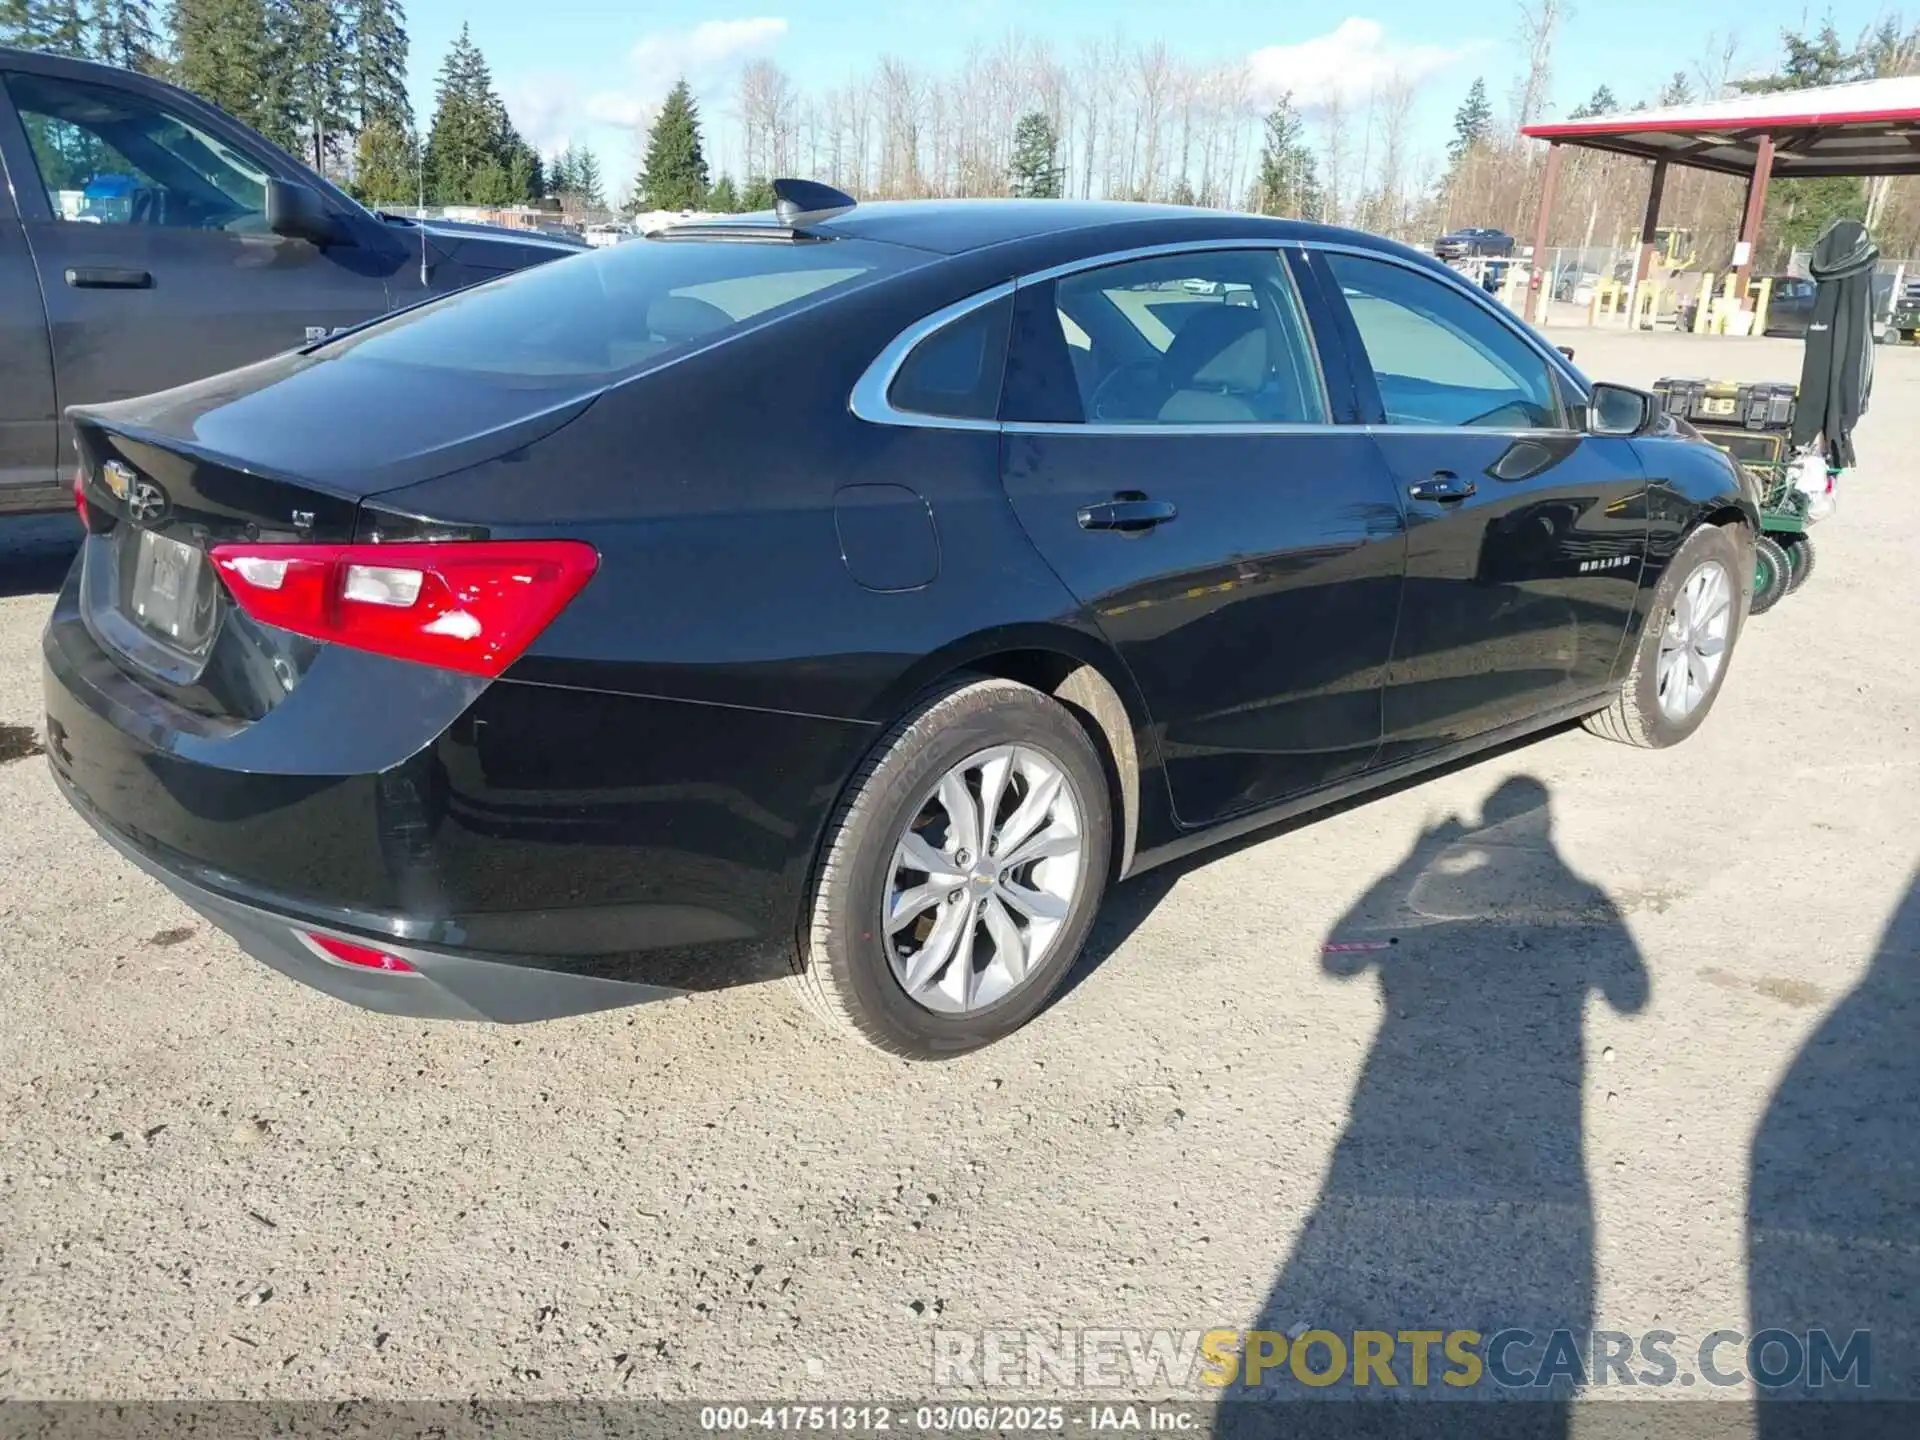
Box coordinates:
[46,182,1758,1057]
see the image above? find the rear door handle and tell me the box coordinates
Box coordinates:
[65,267,153,289]
[1408,472,1476,503]
[1078,496,1178,532]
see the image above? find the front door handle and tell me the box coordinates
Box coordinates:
[1408,472,1476,503]
[1078,495,1178,532]
[65,266,153,289]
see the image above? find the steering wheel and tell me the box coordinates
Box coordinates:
[1086,358,1166,422]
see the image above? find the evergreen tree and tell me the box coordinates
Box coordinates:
[170,0,276,134]
[1,1,48,49]
[548,144,575,197]
[467,155,515,205]
[1251,92,1321,219]
[1568,84,1619,119]
[635,78,709,211]
[1008,110,1061,198]
[739,174,774,211]
[351,114,415,204]
[1168,175,1196,207]
[571,145,604,208]
[1657,71,1694,107]
[424,24,507,203]
[705,173,739,212]
[40,0,87,54]
[1448,77,1493,166]
[92,0,161,71]
[350,0,409,131]
[1736,23,1858,93]
[270,0,353,172]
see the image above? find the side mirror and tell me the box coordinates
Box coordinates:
[266,178,342,246]
[1587,381,1654,438]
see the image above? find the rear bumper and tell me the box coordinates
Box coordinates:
[42,558,878,1019]
[63,774,671,1022]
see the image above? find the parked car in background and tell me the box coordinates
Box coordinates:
[1761,275,1818,337]
[0,46,585,515]
[1553,268,1602,305]
[1890,274,1920,343]
[47,183,1757,1058]
[1434,226,1515,260]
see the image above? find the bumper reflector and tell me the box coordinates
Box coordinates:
[299,930,417,974]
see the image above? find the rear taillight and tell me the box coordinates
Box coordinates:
[299,931,416,974]
[73,466,90,527]
[209,540,598,678]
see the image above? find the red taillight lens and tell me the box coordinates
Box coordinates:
[299,931,416,973]
[209,540,598,678]
[73,466,89,526]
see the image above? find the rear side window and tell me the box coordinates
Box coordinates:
[323,235,924,386]
[886,293,1012,421]
[1003,249,1326,427]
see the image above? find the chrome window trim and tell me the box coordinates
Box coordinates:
[849,234,1590,436]
[847,280,1014,432]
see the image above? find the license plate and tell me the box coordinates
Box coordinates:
[131,530,204,641]
[1702,396,1737,416]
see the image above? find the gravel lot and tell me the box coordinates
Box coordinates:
[1,332,1915,1415]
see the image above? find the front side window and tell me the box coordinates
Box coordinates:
[1002,249,1326,427]
[1326,252,1563,430]
[4,71,271,232]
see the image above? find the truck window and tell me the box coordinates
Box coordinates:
[3,71,270,232]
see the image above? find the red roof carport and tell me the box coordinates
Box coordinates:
[1519,76,1920,324]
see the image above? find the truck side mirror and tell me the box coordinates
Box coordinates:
[266,178,343,247]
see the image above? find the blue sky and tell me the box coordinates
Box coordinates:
[401,0,1892,199]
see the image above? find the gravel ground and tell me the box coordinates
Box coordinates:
[0,333,1915,1416]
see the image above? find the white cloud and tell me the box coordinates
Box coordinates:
[502,77,578,156]
[1247,18,1485,109]
[628,16,788,95]
[505,18,788,163]
[570,17,789,159]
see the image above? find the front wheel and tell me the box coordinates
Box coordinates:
[793,678,1113,1057]
[1585,524,1745,748]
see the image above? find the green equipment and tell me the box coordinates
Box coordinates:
[1652,378,1822,616]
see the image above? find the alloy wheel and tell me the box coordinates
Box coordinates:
[1656,559,1732,722]
[883,745,1085,1015]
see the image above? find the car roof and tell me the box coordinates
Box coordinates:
[801,199,1318,256]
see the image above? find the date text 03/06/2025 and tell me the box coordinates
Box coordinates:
[699,1405,1196,1432]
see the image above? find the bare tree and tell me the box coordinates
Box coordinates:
[1511,0,1567,131]
[1319,92,1350,225]
[1692,30,1744,100]
[1367,74,1418,237]
[1133,40,1173,199]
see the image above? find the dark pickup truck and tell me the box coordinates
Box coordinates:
[0,47,583,515]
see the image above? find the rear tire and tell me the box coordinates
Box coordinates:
[792,677,1113,1058]
[1585,523,1745,749]
[1782,533,1816,595]
[1750,534,1791,615]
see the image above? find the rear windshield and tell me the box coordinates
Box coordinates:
[321,234,923,385]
